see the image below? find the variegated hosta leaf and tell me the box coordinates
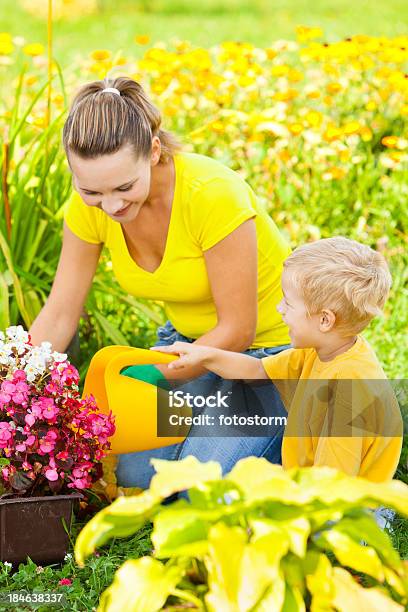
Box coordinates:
[331,567,404,612]
[204,522,288,611]
[149,455,222,498]
[75,492,160,566]
[98,557,184,612]
[314,529,385,581]
[290,466,408,517]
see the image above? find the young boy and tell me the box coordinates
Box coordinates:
[153,237,403,482]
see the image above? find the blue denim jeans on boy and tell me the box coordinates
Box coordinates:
[116,320,290,489]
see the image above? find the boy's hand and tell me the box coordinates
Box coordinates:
[151,342,213,370]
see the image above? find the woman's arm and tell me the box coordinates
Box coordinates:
[152,341,267,380]
[153,218,258,381]
[29,222,102,351]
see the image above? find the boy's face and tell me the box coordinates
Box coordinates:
[277,270,320,348]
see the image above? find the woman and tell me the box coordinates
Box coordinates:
[29,76,291,489]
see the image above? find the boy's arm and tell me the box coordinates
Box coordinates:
[151,342,267,380]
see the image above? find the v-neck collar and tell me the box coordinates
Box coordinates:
[118,154,180,276]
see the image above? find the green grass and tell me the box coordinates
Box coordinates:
[0,513,154,611]
[1,0,408,70]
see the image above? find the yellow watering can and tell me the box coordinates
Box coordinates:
[82,345,190,454]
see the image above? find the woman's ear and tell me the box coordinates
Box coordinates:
[319,309,336,333]
[151,136,161,166]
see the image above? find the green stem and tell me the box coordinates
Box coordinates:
[169,588,203,610]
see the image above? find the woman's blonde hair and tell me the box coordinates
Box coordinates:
[62,76,181,163]
[283,236,392,336]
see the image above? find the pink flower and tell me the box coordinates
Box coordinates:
[58,578,72,586]
[68,477,88,489]
[1,381,15,394]
[45,468,59,481]
[43,403,59,420]
[40,440,55,453]
[22,461,32,471]
[25,413,36,427]
[0,422,13,447]
[13,370,27,382]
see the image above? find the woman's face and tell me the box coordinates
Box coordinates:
[68,142,159,223]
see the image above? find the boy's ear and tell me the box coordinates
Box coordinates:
[151,136,161,166]
[319,309,336,333]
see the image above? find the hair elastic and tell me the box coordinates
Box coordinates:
[101,87,121,95]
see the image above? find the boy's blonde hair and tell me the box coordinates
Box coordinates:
[283,237,392,335]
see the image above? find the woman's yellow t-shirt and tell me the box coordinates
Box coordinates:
[64,152,291,348]
[261,336,403,482]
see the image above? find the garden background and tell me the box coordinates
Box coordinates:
[0,0,407,609]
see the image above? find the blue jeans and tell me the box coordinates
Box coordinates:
[116,320,290,489]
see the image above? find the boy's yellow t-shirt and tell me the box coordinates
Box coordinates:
[261,336,403,481]
[64,152,291,348]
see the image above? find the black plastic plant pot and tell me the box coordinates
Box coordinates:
[0,492,82,566]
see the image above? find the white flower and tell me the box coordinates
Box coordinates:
[3,561,12,568]
[52,351,67,363]
[64,553,73,561]
[40,341,52,352]
[6,325,29,343]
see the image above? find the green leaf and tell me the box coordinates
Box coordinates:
[290,467,408,517]
[152,501,210,558]
[92,311,130,346]
[228,457,303,504]
[315,529,385,581]
[251,517,310,558]
[205,523,288,611]
[0,227,31,327]
[0,272,10,329]
[205,523,247,612]
[304,551,335,611]
[98,557,184,612]
[331,567,404,612]
[334,512,401,570]
[149,456,222,499]
[188,479,243,509]
[281,583,306,612]
[74,492,160,567]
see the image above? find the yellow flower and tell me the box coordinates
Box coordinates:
[0,32,14,55]
[265,48,277,60]
[296,25,323,43]
[135,35,150,46]
[289,123,303,135]
[209,120,225,134]
[25,74,39,86]
[273,89,298,102]
[23,43,45,57]
[51,93,65,107]
[326,82,342,94]
[323,123,342,142]
[322,166,347,181]
[90,49,111,61]
[287,68,304,82]
[381,136,398,148]
[360,127,373,142]
[342,121,361,136]
[271,64,290,77]
[306,90,321,99]
[305,110,322,127]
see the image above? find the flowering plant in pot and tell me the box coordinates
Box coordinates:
[0,325,115,565]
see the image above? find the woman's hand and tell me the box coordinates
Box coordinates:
[151,342,214,370]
